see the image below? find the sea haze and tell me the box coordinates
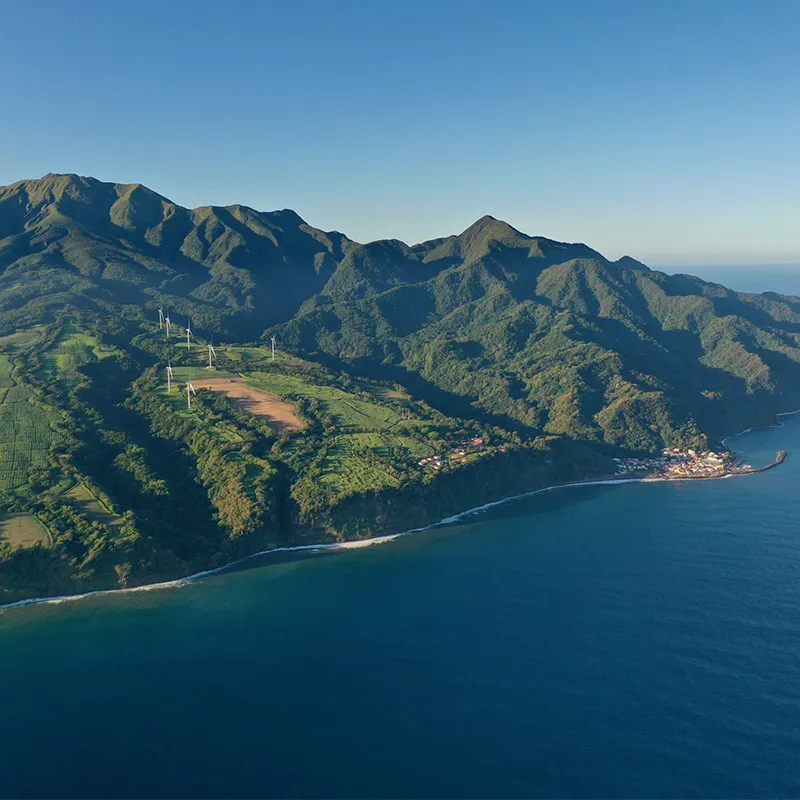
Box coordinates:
[663,264,800,296]
[1,413,799,799]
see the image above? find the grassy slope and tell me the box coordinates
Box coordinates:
[243,371,401,429]
[65,483,120,528]
[40,326,118,378]
[0,512,50,548]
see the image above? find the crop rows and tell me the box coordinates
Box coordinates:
[318,436,401,494]
[0,385,57,490]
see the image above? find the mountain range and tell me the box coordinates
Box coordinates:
[3,173,800,451]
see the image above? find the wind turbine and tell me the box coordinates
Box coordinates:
[271,336,276,361]
[158,307,164,330]
[165,311,172,340]
[185,381,196,409]
[185,318,193,351]
[206,340,217,370]
[166,359,175,392]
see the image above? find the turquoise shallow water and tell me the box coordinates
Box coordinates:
[2,416,800,798]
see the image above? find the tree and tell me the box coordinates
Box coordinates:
[114,562,132,589]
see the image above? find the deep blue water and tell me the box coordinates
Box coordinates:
[2,414,800,798]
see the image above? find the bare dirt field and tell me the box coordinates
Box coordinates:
[190,378,304,431]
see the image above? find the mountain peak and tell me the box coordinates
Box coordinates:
[453,215,530,263]
[460,215,523,239]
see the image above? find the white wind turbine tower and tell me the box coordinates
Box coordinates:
[165,311,172,340]
[185,318,193,351]
[271,336,276,361]
[166,359,175,392]
[206,340,217,369]
[185,381,196,409]
[158,307,164,330]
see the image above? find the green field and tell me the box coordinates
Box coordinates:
[317,431,434,494]
[66,483,120,527]
[242,372,401,430]
[0,512,50,548]
[169,365,235,383]
[41,326,118,377]
[209,345,273,362]
[219,345,310,368]
[0,327,45,353]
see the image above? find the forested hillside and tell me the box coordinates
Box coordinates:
[1,173,798,601]
[275,215,800,448]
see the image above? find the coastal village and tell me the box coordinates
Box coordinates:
[613,448,751,478]
[416,438,785,483]
[418,436,489,470]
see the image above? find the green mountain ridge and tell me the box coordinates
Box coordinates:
[4,173,800,451]
[0,173,358,338]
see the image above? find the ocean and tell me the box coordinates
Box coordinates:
[659,263,800,296]
[1,409,800,798]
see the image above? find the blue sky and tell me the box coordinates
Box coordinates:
[2,0,798,264]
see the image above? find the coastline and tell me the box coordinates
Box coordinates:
[721,407,800,450]
[0,444,788,612]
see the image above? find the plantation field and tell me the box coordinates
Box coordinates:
[0,512,50,549]
[346,431,433,460]
[224,345,311,367]
[242,372,401,430]
[318,436,401,493]
[0,384,57,491]
[237,372,434,496]
[316,430,434,495]
[0,354,12,404]
[225,346,271,362]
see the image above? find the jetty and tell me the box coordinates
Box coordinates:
[737,449,787,475]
